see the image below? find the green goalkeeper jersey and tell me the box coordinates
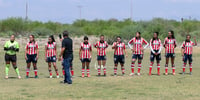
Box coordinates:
[4,41,19,55]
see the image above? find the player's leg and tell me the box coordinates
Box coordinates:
[165,53,169,75]
[114,55,118,76]
[102,59,107,76]
[86,60,91,77]
[81,60,86,78]
[48,62,53,78]
[182,54,187,75]
[130,54,136,76]
[189,55,193,75]
[137,55,143,76]
[5,54,10,79]
[149,53,155,75]
[52,62,59,78]
[33,62,38,78]
[97,58,101,76]
[171,55,176,75]
[11,55,21,79]
[70,57,74,76]
[156,54,161,75]
[120,55,125,75]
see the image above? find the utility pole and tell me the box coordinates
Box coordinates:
[77,5,82,20]
[130,0,133,21]
[25,0,28,21]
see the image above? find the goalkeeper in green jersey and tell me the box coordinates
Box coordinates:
[4,35,21,79]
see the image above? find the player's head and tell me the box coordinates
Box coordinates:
[10,35,15,42]
[100,35,104,43]
[84,36,89,44]
[168,30,175,39]
[136,31,141,39]
[48,35,55,43]
[153,32,159,39]
[63,30,69,37]
[186,34,191,41]
[29,35,35,43]
[116,36,121,43]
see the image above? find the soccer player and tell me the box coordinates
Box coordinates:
[149,32,162,76]
[45,35,59,78]
[59,34,74,77]
[163,30,177,75]
[181,35,197,75]
[4,35,21,79]
[128,32,149,76]
[79,36,92,78]
[112,36,127,76]
[25,35,39,78]
[94,35,108,76]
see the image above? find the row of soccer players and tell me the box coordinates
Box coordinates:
[4,30,197,79]
[79,30,197,77]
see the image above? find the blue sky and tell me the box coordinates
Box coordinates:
[0,0,199,23]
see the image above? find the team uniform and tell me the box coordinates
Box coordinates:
[181,41,196,74]
[112,42,126,75]
[80,42,92,76]
[45,42,57,62]
[163,37,177,74]
[4,41,20,78]
[94,41,108,75]
[128,37,148,75]
[149,39,162,75]
[25,42,39,78]
[45,42,59,78]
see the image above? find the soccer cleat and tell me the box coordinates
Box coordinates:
[137,73,141,76]
[149,73,152,76]
[26,75,29,79]
[104,73,106,76]
[172,73,176,75]
[122,73,125,76]
[182,72,185,75]
[49,76,53,78]
[98,73,101,76]
[129,73,134,76]
[35,75,39,78]
[18,76,21,79]
[57,76,60,78]
[190,72,192,75]
[5,76,8,79]
[157,73,160,76]
[165,73,168,75]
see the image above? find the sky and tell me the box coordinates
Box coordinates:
[0,0,200,24]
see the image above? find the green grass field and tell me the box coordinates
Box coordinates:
[0,47,200,100]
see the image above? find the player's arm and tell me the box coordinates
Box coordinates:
[158,41,163,54]
[55,43,57,59]
[90,45,92,59]
[149,40,155,54]
[174,39,177,48]
[112,42,117,49]
[143,39,149,49]
[93,42,98,48]
[25,44,28,60]
[181,42,185,56]
[79,48,82,60]
[59,40,65,61]
[163,38,167,48]
[123,44,128,57]
[45,44,48,61]
[128,39,133,49]
[194,36,197,46]
[14,43,19,52]
[36,44,39,60]
[4,42,9,51]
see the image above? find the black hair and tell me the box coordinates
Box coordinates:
[136,31,141,39]
[30,35,35,43]
[168,30,175,39]
[152,32,159,44]
[84,36,88,40]
[116,36,121,39]
[63,31,69,37]
[49,35,56,44]
[100,35,104,37]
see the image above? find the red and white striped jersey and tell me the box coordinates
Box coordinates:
[181,41,195,55]
[128,37,148,54]
[112,42,126,55]
[45,42,56,57]
[150,39,162,50]
[94,41,108,56]
[163,38,177,53]
[80,42,92,59]
[26,42,39,55]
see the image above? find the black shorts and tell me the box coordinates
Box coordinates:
[132,54,143,60]
[150,51,161,62]
[26,54,37,63]
[5,54,17,62]
[165,53,175,58]
[114,55,125,64]
[183,54,192,63]
[81,58,91,63]
[46,56,56,62]
[97,56,106,61]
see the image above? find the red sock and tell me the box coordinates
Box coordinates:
[122,68,125,74]
[149,62,153,74]
[172,65,175,73]
[71,70,74,76]
[165,67,168,73]
[82,69,85,76]
[98,66,101,75]
[183,63,186,72]
[34,70,38,76]
[114,67,117,74]
[157,64,160,74]
[103,67,106,74]
[138,63,142,73]
[189,63,192,72]
[62,69,65,76]
[26,69,30,76]
[87,69,90,75]
[131,62,135,73]
[56,71,59,76]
